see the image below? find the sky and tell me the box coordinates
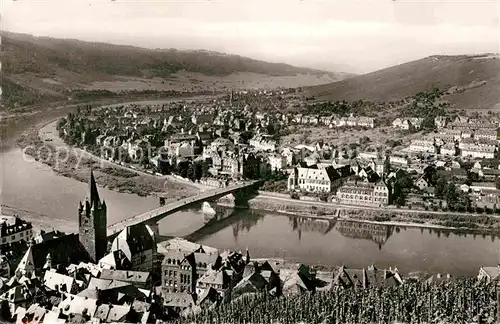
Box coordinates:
[2,0,500,74]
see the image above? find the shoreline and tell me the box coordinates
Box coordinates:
[217,193,500,235]
[11,106,500,237]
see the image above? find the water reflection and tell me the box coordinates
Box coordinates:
[334,220,394,250]
[185,207,265,242]
[204,209,500,250]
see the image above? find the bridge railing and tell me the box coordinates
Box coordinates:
[108,180,259,232]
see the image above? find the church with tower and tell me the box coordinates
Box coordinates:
[78,170,108,262]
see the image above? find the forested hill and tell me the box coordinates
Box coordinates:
[2,32,338,78]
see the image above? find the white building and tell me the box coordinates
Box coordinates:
[409,139,435,153]
[358,117,375,128]
[475,130,497,141]
[434,116,447,129]
[461,146,495,159]
[288,165,352,193]
[0,217,33,246]
[101,224,157,272]
[409,118,424,130]
[390,156,408,166]
[268,154,287,172]
[336,181,389,206]
[440,143,456,156]
[249,134,277,152]
[169,141,195,158]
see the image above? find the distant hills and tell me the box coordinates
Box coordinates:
[306,54,500,111]
[2,31,342,78]
[1,31,353,110]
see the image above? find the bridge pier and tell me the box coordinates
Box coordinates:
[146,222,160,237]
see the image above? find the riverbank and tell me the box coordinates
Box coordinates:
[1,204,78,234]
[217,192,500,235]
[16,120,201,203]
[13,100,500,237]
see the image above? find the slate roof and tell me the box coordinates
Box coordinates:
[99,269,150,284]
[332,266,402,290]
[480,267,500,281]
[110,224,155,261]
[57,293,98,318]
[197,287,220,306]
[234,272,267,291]
[43,269,75,293]
[156,289,194,308]
[0,285,31,303]
[20,234,90,273]
[198,269,227,286]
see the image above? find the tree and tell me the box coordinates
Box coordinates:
[141,149,150,168]
[187,163,197,182]
[195,162,204,180]
[384,155,391,175]
[435,175,448,198]
[423,165,437,186]
[177,161,190,178]
[421,115,436,130]
[495,176,500,190]
[390,170,413,205]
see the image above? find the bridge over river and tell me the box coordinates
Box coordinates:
[107,180,261,237]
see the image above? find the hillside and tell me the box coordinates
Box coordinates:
[1,31,352,111]
[2,32,338,78]
[306,54,500,111]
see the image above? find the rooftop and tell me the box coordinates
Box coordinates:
[99,269,150,284]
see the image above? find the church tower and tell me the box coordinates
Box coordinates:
[78,170,107,262]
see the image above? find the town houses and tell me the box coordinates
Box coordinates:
[336,180,389,207]
[56,89,500,217]
[0,216,33,246]
[287,164,353,193]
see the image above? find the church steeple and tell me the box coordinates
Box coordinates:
[79,170,107,262]
[89,169,100,208]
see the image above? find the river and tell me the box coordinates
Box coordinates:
[1,105,499,277]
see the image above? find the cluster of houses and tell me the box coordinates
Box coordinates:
[291,113,375,129]
[65,91,377,183]
[286,154,391,207]
[1,167,499,322]
[62,95,500,211]
[393,116,499,159]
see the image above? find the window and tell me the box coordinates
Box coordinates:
[11,235,15,240]
[1,238,5,243]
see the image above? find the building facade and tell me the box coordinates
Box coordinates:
[288,165,352,193]
[162,250,220,294]
[409,139,435,153]
[336,181,389,206]
[0,217,33,246]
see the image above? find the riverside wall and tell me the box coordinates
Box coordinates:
[215,192,500,234]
